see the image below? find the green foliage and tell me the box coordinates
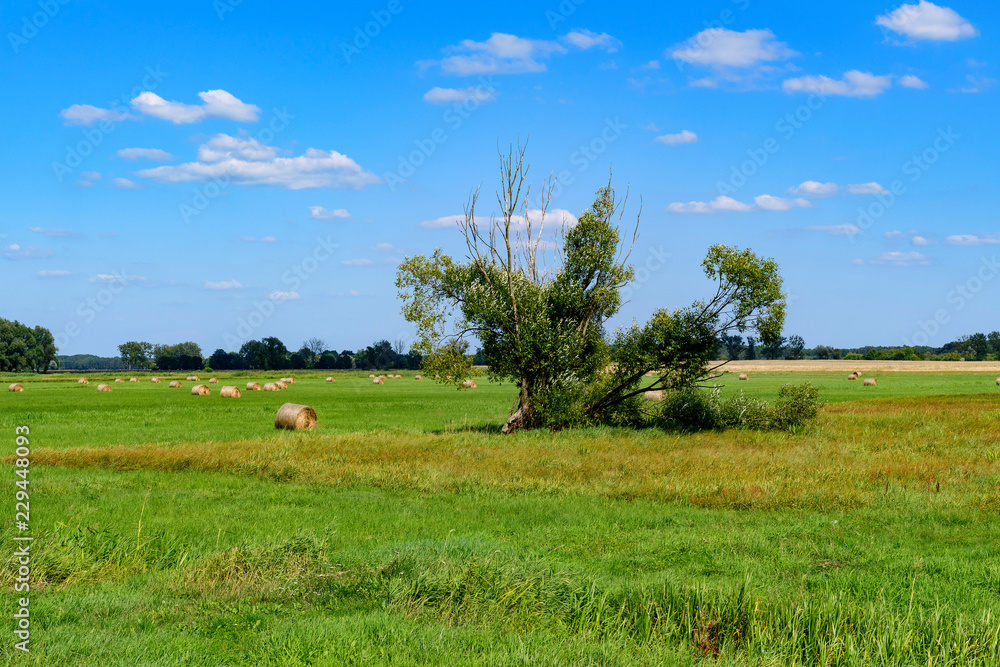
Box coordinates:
[843,352,863,360]
[117,341,153,370]
[0,317,58,372]
[657,383,820,433]
[814,344,840,360]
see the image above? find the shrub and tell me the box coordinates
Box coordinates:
[769,383,820,431]
[657,383,820,433]
[843,352,863,360]
[657,386,721,432]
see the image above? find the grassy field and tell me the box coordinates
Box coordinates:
[2,369,1000,665]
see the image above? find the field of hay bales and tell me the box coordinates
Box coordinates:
[2,368,1000,665]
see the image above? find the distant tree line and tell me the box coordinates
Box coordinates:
[720,331,1000,362]
[0,318,58,372]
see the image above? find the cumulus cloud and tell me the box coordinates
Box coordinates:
[424,32,567,75]
[308,206,350,220]
[2,244,53,259]
[845,182,889,195]
[130,89,260,124]
[654,130,698,145]
[373,243,404,253]
[885,230,933,245]
[88,273,145,283]
[423,86,498,104]
[876,1,978,42]
[112,177,142,189]
[783,70,893,98]
[134,134,380,190]
[37,269,72,277]
[667,195,810,214]
[669,29,796,68]
[267,291,300,300]
[29,227,78,237]
[871,251,930,266]
[945,233,1000,245]
[59,104,134,127]
[806,224,861,236]
[788,181,840,198]
[204,279,243,290]
[562,29,621,52]
[899,74,929,89]
[342,258,375,266]
[417,209,578,229]
[116,148,175,161]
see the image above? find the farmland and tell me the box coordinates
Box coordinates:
[2,366,1000,665]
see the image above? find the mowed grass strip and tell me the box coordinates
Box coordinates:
[19,394,1000,511]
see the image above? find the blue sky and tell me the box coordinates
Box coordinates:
[1,0,997,356]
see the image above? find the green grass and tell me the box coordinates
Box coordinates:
[2,371,999,665]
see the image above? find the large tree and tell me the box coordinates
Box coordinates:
[118,341,153,370]
[397,145,786,433]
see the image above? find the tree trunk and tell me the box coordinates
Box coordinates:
[501,378,533,434]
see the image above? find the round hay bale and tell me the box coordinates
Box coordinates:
[262,382,279,391]
[151,377,161,383]
[369,374,375,378]
[208,378,219,384]
[644,390,664,401]
[415,375,423,380]
[738,374,749,381]
[996,377,1000,386]
[114,378,124,383]
[276,380,288,390]
[847,373,858,380]
[246,382,261,391]
[186,376,199,381]
[129,378,138,382]
[326,376,335,382]
[275,403,317,431]
[96,384,113,392]
[864,378,877,387]
[168,381,182,388]
[372,376,384,385]
[462,379,478,389]
[8,383,24,392]
[220,386,241,398]
[78,378,89,385]
[395,375,402,379]
[191,384,211,396]
[280,377,295,384]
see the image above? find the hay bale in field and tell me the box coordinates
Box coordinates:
[395,374,402,379]
[78,378,89,385]
[415,375,423,380]
[996,377,1000,386]
[462,379,478,389]
[369,374,375,378]
[738,374,749,381]
[864,378,877,387]
[246,382,261,391]
[114,378,124,383]
[168,381,182,388]
[96,384,112,392]
[220,386,241,398]
[186,376,199,381]
[847,373,858,380]
[129,378,138,382]
[280,377,295,384]
[191,384,210,396]
[275,403,317,430]
[208,378,219,384]
[276,380,288,390]
[262,382,279,391]
[644,390,664,401]
[151,377,160,383]
[372,376,384,385]
[9,383,24,392]
[326,377,335,382]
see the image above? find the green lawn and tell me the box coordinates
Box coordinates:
[2,371,999,665]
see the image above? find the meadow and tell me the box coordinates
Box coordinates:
[1,367,999,665]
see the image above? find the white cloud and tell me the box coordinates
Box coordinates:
[2,244,53,259]
[267,291,300,300]
[957,74,997,93]
[308,206,350,220]
[423,86,498,104]
[29,226,78,237]
[37,269,71,277]
[204,279,242,290]
[135,134,380,190]
[945,233,1000,245]
[116,148,175,161]
[562,29,621,52]
[373,243,404,253]
[417,209,578,230]
[59,104,134,127]
[912,235,931,246]
[426,32,567,75]
[788,181,840,198]
[667,194,809,214]
[899,74,929,89]
[418,214,465,229]
[112,177,142,189]
[845,182,889,195]
[876,1,978,42]
[669,29,796,68]
[329,289,362,297]
[806,224,861,236]
[641,121,660,132]
[342,258,374,266]
[88,273,145,283]
[654,130,698,145]
[783,70,893,98]
[77,171,101,187]
[872,251,930,266]
[130,89,260,124]
[239,236,278,243]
